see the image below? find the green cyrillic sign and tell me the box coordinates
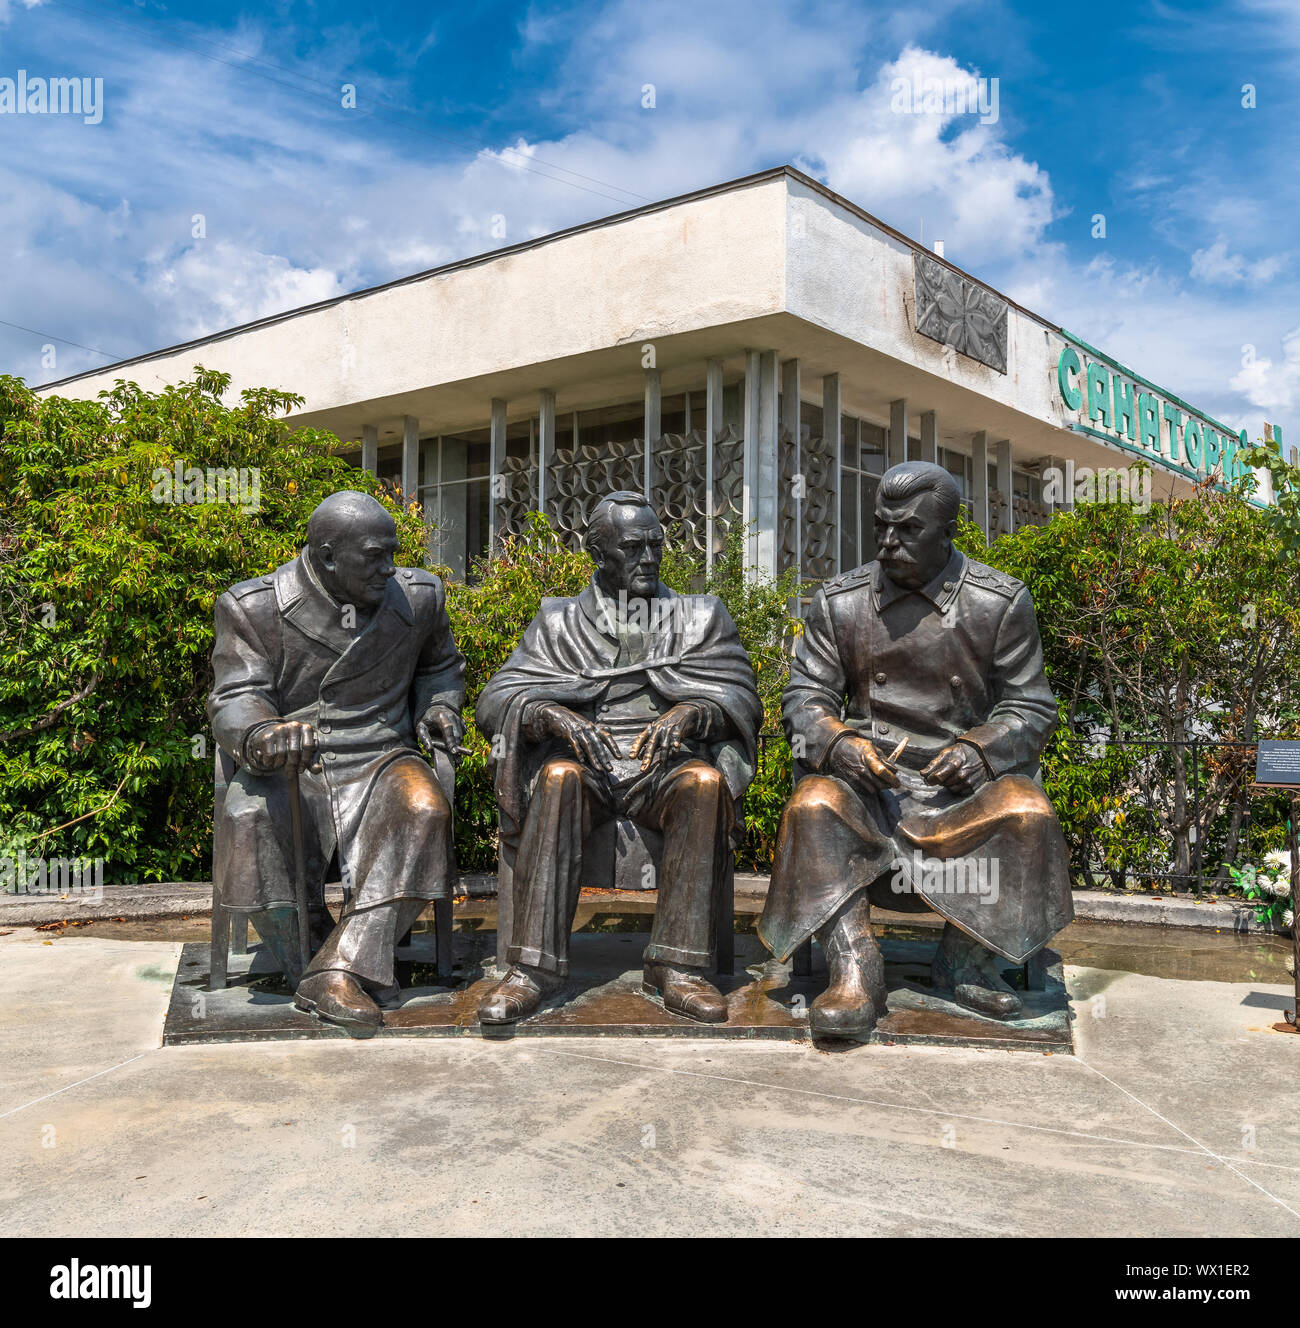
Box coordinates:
[1056,340,1249,482]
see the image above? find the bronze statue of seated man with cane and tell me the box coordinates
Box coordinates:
[208,491,466,1036]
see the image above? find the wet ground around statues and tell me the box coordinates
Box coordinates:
[161,926,1075,1050]
[29,893,1292,987]
[137,893,1286,1051]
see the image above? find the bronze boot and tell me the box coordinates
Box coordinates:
[643,961,727,1024]
[932,924,1023,1019]
[809,893,888,1039]
[294,970,384,1036]
[478,964,562,1025]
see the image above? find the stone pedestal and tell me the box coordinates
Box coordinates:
[164,924,1072,1052]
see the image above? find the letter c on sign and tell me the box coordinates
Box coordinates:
[1057,346,1083,411]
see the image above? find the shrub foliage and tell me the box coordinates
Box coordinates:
[0,371,798,881]
[6,372,1294,894]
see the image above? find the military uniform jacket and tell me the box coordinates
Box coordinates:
[787,548,1057,781]
[207,550,465,909]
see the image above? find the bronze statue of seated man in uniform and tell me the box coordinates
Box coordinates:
[208,491,466,1036]
[758,461,1072,1038]
[475,491,762,1026]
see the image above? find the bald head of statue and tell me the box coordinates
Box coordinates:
[305,491,399,612]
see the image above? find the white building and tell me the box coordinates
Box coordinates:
[40,165,1272,583]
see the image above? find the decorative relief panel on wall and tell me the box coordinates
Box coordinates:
[547,439,644,547]
[496,428,746,567]
[913,252,1008,374]
[779,430,837,586]
[494,455,538,545]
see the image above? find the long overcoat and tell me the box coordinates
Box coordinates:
[759,548,1073,964]
[208,550,465,912]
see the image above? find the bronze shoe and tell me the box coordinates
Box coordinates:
[932,925,1023,1020]
[294,970,383,1036]
[478,964,560,1025]
[643,962,727,1024]
[808,892,887,1039]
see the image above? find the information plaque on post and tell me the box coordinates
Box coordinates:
[1254,740,1300,788]
[1252,740,1300,1031]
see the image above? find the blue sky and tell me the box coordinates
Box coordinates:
[1,0,1296,440]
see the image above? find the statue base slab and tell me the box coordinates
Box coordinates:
[164,928,1073,1052]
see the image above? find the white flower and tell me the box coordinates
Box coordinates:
[1285,909,1294,928]
[1263,849,1294,875]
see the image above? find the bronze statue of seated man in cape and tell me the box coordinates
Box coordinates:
[758,461,1073,1038]
[475,491,762,1026]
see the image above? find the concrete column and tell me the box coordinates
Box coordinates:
[1047,453,1072,511]
[823,373,842,575]
[742,350,779,577]
[919,410,939,465]
[889,399,908,468]
[705,357,724,574]
[402,415,420,508]
[743,351,760,568]
[489,398,507,550]
[781,358,801,592]
[361,424,378,477]
[643,368,661,498]
[538,389,556,519]
[755,351,779,577]
[971,432,990,540]
[853,418,864,562]
[995,438,1013,535]
[421,436,439,556]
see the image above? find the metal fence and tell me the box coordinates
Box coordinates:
[1046,735,1291,896]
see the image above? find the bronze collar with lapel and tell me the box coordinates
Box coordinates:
[275,550,415,687]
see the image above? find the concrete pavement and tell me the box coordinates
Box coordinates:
[1,926,1297,1238]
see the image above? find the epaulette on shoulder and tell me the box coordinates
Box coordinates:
[821,564,874,598]
[963,561,1023,599]
[228,574,275,601]
[396,567,442,588]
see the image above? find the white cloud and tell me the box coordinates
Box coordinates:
[146,241,350,336]
[811,47,1056,268]
[1230,326,1300,415]
[1190,237,1286,286]
[0,0,44,27]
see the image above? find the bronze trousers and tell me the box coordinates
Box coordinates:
[759,771,1072,965]
[304,894,427,991]
[508,757,733,977]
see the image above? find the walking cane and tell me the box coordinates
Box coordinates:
[288,766,311,977]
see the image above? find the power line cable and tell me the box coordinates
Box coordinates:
[0,318,122,360]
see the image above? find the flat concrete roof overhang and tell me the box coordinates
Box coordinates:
[28,164,1230,501]
[316,310,1203,499]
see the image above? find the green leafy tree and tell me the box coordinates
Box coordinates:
[959,466,1300,889]
[0,369,428,882]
